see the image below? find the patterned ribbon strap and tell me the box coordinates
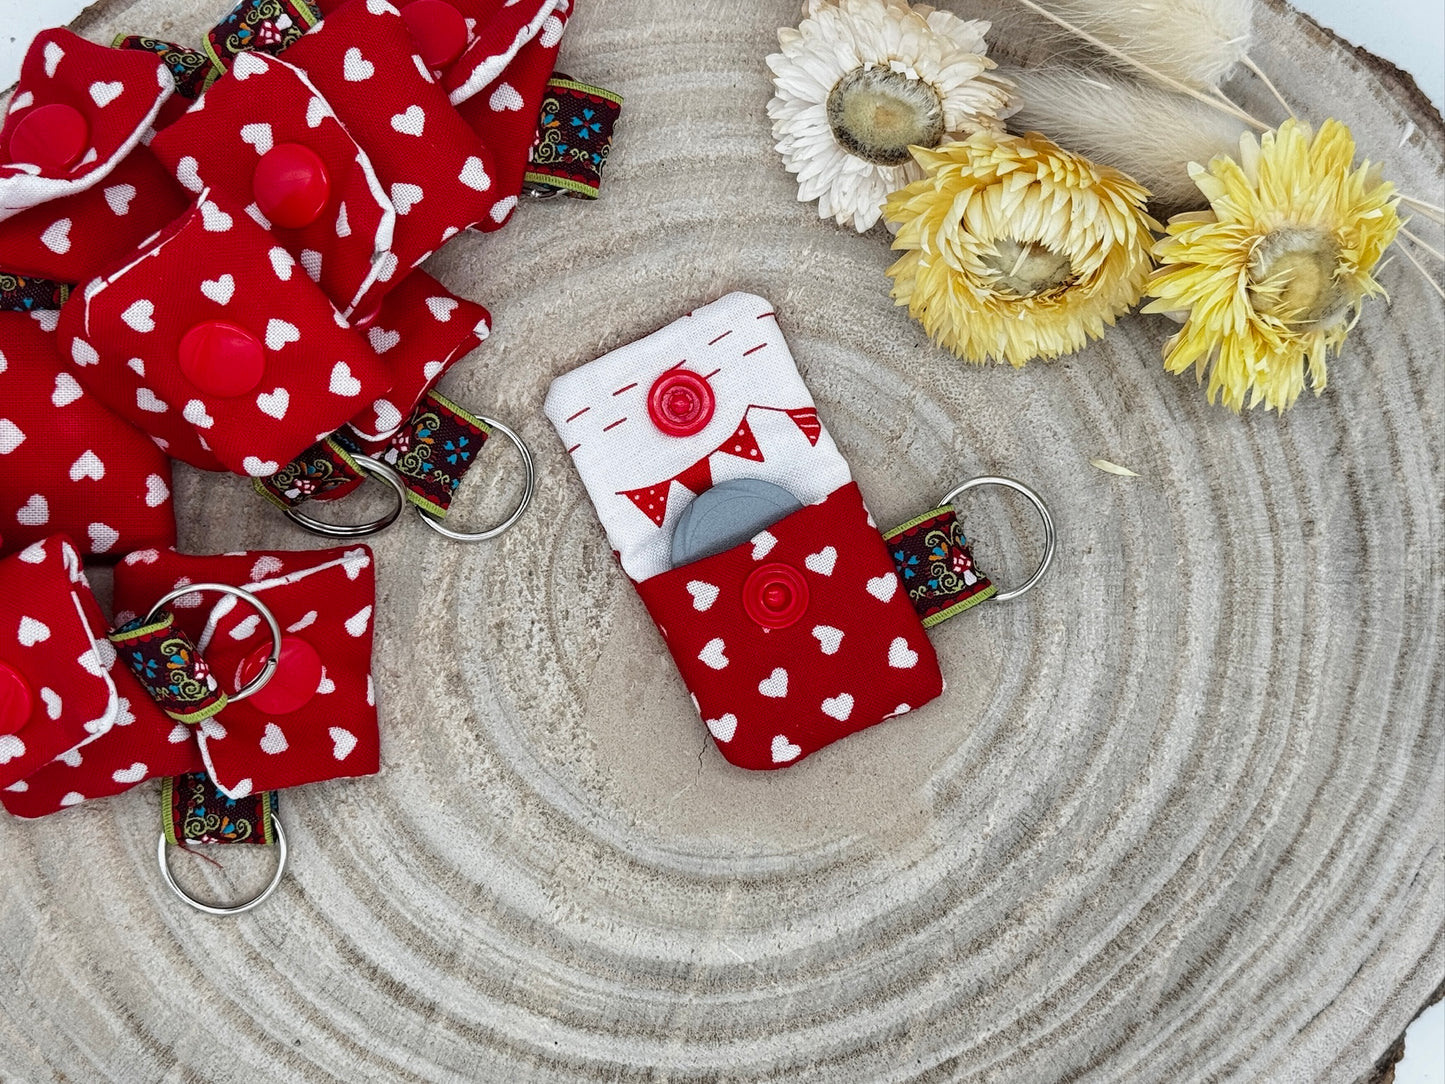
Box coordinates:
[258,392,490,517]
[254,437,367,509]
[377,390,491,517]
[524,76,624,199]
[112,36,214,98]
[884,508,996,629]
[109,610,228,725]
[164,772,278,847]
[203,0,320,88]
[0,272,70,312]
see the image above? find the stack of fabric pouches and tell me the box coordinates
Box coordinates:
[0,0,621,913]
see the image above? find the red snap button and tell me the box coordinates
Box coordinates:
[743,563,810,629]
[0,660,34,736]
[252,143,331,229]
[236,636,324,716]
[402,0,470,70]
[647,371,715,437]
[7,103,89,174]
[178,320,265,397]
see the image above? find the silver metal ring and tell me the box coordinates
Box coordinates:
[938,476,1056,603]
[143,583,282,703]
[416,415,535,542]
[156,819,288,916]
[283,454,408,539]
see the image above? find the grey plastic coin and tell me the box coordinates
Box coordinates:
[670,478,804,568]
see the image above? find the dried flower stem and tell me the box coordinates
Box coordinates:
[1399,194,1445,225]
[1241,55,1296,119]
[1394,237,1445,300]
[1401,227,1443,262]
[1001,0,1269,129]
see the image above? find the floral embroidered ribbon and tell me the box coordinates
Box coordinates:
[257,390,492,518]
[254,438,368,509]
[884,507,995,628]
[111,37,213,100]
[524,76,624,199]
[109,610,228,725]
[116,0,319,96]
[0,272,69,311]
[374,390,491,517]
[163,771,278,847]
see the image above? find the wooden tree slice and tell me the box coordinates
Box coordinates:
[2,1,1440,1081]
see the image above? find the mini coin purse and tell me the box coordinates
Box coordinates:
[109,544,381,798]
[0,540,381,819]
[546,292,1047,770]
[147,52,401,319]
[57,195,392,477]
[280,0,508,246]
[0,29,172,221]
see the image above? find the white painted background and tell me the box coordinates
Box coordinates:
[0,1,1441,1080]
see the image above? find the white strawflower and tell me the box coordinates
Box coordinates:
[766,0,1012,231]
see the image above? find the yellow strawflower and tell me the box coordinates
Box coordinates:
[883,132,1158,366]
[1145,118,1401,411]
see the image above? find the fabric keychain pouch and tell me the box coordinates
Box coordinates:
[109,544,381,798]
[1,540,380,817]
[546,291,946,769]
[147,52,399,319]
[0,29,172,222]
[56,192,392,478]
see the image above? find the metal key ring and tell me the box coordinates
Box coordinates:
[156,819,288,916]
[938,476,1056,603]
[416,415,536,542]
[283,454,408,539]
[143,583,282,703]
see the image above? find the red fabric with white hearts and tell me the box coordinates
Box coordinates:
[57,196,392,477]
[0,311,176,559]
[283,0,508,272]
[635,483,943,770]
[455,10,568,217]
[0,30,172,221]
[149,54,395,318]
[345,269,490,447]
[0,534,123,790]
[0,705,201,819]
[0,148,190,283]
[1,665,201,819]
[442,0,567,108]
[0,535,204,819]
[110,545,380,799]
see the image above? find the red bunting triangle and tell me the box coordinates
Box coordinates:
[717,416,763,462]
[619,483,671,527]
[786,407,821,446]
[674,456,713,495]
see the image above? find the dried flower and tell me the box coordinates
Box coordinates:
[883,132,1157,365]
[766,0,1011,232]
[1144,118,1402,411]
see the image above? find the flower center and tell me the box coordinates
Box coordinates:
[826,66,945,167]
[978,239,1077,299]
[1248,227,1347,327]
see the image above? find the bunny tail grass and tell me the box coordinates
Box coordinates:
[1000,64,1249,211]
[1028,0,1256,92]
